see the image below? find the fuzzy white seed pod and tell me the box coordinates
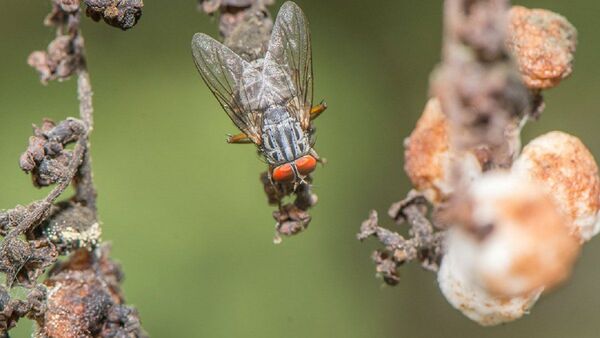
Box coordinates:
[404,98,482,205]
[442,172,579,295]
[438,229,541,326]
[438,172,580,324]
[513,131,600,241]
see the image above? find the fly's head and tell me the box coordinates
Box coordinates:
[270,154,317,187]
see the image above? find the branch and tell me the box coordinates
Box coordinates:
[0,1,146,336]
[357,1,587,328]
[357,0,537,286]
[432,0,530,173]
[74,47,97,211]
[357,192,444,285]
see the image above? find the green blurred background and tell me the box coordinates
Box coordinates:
[1,0,600,337]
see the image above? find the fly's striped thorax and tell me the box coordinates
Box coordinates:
[261,106,310,165]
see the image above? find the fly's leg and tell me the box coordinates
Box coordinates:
[227,133,252,144]
[310,148,327,165]
[310,101,327,120]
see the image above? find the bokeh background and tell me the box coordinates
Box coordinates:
[1,0,600,337]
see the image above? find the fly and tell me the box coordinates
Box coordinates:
[191,1,326,186]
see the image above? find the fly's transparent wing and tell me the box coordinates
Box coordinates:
[264,1,313,129]
[191,33,263,144]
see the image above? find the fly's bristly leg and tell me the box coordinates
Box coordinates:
[227,133,252,144]
[310,148,327,165]
[309,100,327,120]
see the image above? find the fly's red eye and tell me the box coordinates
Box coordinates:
[295,155,317,175]
[272,163,294,182]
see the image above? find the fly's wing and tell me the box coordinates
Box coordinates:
[191,33,263,144]
[263,1,313,130]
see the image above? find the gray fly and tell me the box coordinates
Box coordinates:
[191,1,326,184]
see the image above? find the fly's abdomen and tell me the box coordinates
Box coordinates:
[261,106,310,165]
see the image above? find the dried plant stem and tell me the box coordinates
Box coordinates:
[0,2,146,336]
[75,68,97,211]
[433,0,530,176]
[77,68,94,129]
[358,192,444,285]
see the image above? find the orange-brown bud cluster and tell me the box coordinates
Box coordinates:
[513,132,600,241]
[507,6,577,90]
[405,6,597,327]
[404,98,483,205]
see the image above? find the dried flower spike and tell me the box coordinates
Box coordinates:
[447,172,580,297]
[507,6,577,90]
[0,0,145,335]
[513,131,600,241]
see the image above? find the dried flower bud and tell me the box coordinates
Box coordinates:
[101,304,146,337]
[36,202,101,254]
[20,119,86,187]
[41,271,114,337]
[273,204,311,241]
[0,286,46,333]
[20,136,46,172]
[28,35,78,84]
[0,203,49,238]
[37,247,146,337]
[42,281,110,336]
[513,131,600,241]
[507,6,577,90]
[0,286,19,333]
[27,52,53,85]
[261,171,316,242]
[56,0,81,13]
[0,238,58,288]
[35,152,73,186]
[438,232,542,326]
[84,0,144,30]
[404,98,482,204]
[450,173,580,296]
